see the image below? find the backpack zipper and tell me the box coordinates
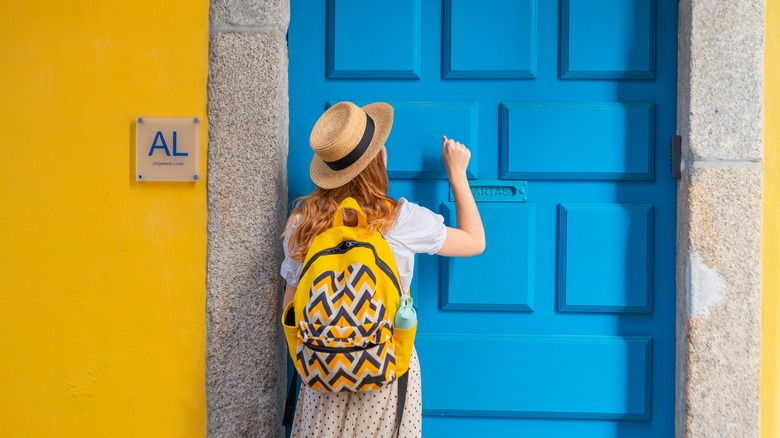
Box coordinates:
[304,342,376,353]
[298,240,402,296]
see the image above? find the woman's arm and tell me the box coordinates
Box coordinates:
[436,136,486,257]
[283,283,296,309]
[281,214,300,309]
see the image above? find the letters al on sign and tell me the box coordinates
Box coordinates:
[136,117,200,181]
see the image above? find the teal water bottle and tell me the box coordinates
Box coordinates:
[394,295,417,329]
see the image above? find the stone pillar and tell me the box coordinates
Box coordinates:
[207,0,289,436]
[676,1,763,436]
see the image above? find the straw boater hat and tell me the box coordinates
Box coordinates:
[309,101,394,189]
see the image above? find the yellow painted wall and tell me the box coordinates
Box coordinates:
[0,1,208,437]
[764,2,780,437]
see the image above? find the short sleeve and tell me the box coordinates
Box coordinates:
[386,198,448,255]
[280,215,303,287]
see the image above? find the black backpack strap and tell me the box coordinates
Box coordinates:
[282,368,298,427]
[395,371,409,437]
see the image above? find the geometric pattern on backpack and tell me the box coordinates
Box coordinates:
[296,263,397,392]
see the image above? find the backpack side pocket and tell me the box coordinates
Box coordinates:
[393,323,417,376]
[281,301,298,363]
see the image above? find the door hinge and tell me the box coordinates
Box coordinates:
[670,135,682,179]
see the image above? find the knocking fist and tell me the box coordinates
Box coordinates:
[442,135,471,177]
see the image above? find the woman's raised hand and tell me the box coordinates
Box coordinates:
[442,135,471,178]
[437,135,485,257]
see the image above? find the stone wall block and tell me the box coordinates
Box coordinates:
[207,30,288,438]
[676,0,692,166]
[210,0,290,30]
[684,0,763,161]
[679,166,761,437]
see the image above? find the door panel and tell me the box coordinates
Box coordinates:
[561,0,656,79]
[501,102,654,180]
[328,0,421,78]
[440,202,535,311]
[558,203,654,313]
[444,0,537,78]
[418,334,651,419]
[289,0,677,435]
[374,101,478,179]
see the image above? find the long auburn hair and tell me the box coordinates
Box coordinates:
[284,151,398,261]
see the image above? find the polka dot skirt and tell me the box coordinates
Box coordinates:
[291,348,422,438]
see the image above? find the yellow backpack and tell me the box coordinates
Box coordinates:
[281,197,417,393]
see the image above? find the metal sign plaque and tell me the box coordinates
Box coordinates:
[449,181,528,203]
[136,116,201,181]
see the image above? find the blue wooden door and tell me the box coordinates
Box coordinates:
[289,1,676,436]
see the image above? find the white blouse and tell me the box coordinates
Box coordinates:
[280,197,447,292]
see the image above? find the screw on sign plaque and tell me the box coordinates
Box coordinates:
[136,117,201,181]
